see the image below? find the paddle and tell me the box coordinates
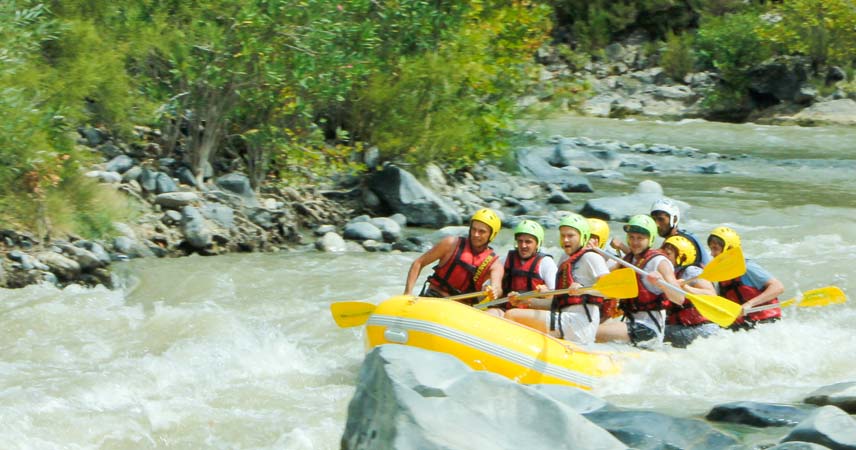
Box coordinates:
[592,247,742,327]
[745,286,847,314]
[474,267,638,310]
[330,289,494,328]
[690,246,746,283]
[330,301,378,328]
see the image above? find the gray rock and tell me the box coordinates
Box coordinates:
[781,405,856,449]
[105,155,135,173]
[343,221,383,242]
[584,409,738,449]
[215,173,258,207]
[112,236,155,259]
[122,165,142,183]
[200,203,235,230]
[706,401,811,427]
[36,252,81,281]
[314,224,337,236]
[154,172,178,194]
[341,345,626,450]
[154,192,199,209]
[805,382,856,413]
[370,217,403,243]
[315,232,347,253]
[181,205,212,250]
[368,164,461,228]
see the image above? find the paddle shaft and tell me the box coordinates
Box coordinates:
[592,247,689,299]
[475,286,603,310]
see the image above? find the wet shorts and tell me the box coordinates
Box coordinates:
[626,321,661,349]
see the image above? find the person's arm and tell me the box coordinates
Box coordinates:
[485,258,504,300]
[610,238,629,255]
[403,236,456,295]
[681,277,716,296]
[742,277,785,312]
[647,259,686,306]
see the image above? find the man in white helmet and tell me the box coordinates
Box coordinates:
[611,198,711,267]
[649,198,711,267]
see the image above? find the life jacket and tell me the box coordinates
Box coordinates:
[553,248,603,308]
[502,250,549,294]
[427,236,498,304]
[666,265,710,326]
[620,248,669,313]
[719,276,781,323]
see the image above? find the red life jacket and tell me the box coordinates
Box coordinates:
[502,250,549,294]
[666,265,710,326]
[428,237,498,303]
[553,248,603,308]
[620,248,669,313]
[719,276,781,323]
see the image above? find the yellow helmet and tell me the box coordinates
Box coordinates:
[586,218,610,249]
[708,226,741,251]
[471,208,501,242]
[664,235,697,267]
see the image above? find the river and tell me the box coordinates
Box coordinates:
[1,116,854,448]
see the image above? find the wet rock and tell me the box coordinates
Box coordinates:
[181,205,212,250]
[215,173,258,207]
[316,232,347,253]
[781,405,856,449]
[584,409,738,449]
[370,217,402,243]
[694,162,730,174]
[154,192,199,209]
[805,382,856,413]
[36,252,81,281]
[706,401,811,427]
[341,345,625,450]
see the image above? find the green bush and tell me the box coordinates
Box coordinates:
[660,31,695,81]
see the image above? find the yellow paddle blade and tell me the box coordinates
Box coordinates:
[699,246,746,282]
[593,268,638,299]
[780,286,847,308]
[330,301,376,328]
[685,293,742,328]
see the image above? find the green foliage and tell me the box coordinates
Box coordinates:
[660,31,695,81]
[758,0,856,69]
[351,1,552,170]
[551,0,701,51]
[696,11,772,79]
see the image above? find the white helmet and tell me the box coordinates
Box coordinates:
[650,198,680,228]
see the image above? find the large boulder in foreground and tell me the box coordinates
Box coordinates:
[341,345,625,450]
[368,164,461,227]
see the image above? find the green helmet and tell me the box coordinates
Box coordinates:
[559,213,591,247]
[623,214,657,246]
[513,220,544,250]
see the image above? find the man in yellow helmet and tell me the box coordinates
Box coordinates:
[662,235,719,348]
[404,208,504,308]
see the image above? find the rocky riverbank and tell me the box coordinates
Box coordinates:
[0,119,762,290]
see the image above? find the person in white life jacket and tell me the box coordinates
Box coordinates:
[596,215,687,349]
[610,198,711,267]
[404,208,504,314]
[707,226,784,330]
[499,220,557,313]
[504,213,608,344]
[662,235,720,348]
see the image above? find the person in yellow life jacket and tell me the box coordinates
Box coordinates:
[403,208,504,310]
[500,220,557,312]
[662,235,720,348]
[586,217,619,323]
[596,215,687,349]
[707,226,785,330]
[505,214,608,344]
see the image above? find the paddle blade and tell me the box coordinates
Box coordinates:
[685,293,742,328]
[781,286,848,308]
[699,246,746,282]
[594,268,638,299]
[330,301,376,328]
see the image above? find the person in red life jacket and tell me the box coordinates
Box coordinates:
[504,214,608,344]
[707,226,785,330]
[611,198,711,267]
[596,214,687,349]
[662,235,720,348]
[403,208,504,313]
[586,217,620,323]
[499,220,557,311]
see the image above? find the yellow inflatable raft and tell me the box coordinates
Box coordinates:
[364,295,622,390]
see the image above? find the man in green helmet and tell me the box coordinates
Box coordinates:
[499,220,557,313]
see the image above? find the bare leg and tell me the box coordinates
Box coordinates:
[596,321,631,343]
